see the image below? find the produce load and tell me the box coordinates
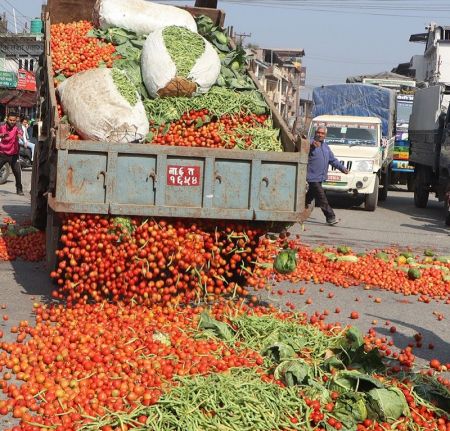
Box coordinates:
[141,26,221,97]
[93,0,197,35]
[50,12,284,150]
[1,301,449,431]
[57,68,149,143]
[51,214,264,305]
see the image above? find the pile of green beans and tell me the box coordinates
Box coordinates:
[111,68,138,106]
[144,86,268,125]
[79,369,309,431]
[162,26,205,78]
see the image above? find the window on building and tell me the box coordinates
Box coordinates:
[24,59,29,70]
[19,59,22,69]
[30,59,34,71]
[444,29,450,40]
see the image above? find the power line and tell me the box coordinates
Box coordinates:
[3,0,31,20]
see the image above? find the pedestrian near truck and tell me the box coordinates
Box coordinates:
[306,126,348,225]
[0,113,24,195]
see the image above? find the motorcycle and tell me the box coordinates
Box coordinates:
[0,141,34,185]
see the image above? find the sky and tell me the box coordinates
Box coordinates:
[5,0,450,98]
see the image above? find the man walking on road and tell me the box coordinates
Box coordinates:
[306,126,348,225]
[0,113,24,195]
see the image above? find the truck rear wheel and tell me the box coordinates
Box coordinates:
[365,176,379,211]
[378,170,389,201]
[413,167,429,208]
[31,140,49,230]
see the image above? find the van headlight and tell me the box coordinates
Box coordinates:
[352,160,374,172]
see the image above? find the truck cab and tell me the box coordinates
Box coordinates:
[308,115,393,211]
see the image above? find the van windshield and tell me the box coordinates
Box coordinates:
[312,125,378,147]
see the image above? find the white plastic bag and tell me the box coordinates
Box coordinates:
[57,68,149,143]
[93,0,197,35]
[141,27,221,98]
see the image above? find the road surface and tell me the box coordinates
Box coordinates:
[0,171,449,388]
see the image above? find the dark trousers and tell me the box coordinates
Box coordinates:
[0,153,22,190]
[306,182,335,221]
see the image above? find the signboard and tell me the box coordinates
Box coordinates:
[167,165,201,186]
[16,69,36,91]
[0,70,17,89]
[362,78,416,88]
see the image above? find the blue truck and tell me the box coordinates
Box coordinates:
[31,0,310,269]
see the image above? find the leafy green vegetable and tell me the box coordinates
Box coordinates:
[274,360,311,386]
[198,312,234,341]
[273,249,297,274]
[331,370,384,393]
[367,387,409,421]
[262,342,296,363]
[162,26,205,78]
[112,217,134,235]
[337,245,352,254]
[334,392,368,429]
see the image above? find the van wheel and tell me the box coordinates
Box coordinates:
[365,176,379,211]
[413,167,429,208]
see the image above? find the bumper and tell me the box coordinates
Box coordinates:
[323,172,377,194]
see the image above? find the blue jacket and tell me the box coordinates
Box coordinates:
[307,141,346,182]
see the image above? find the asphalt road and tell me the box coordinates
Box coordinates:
[0,170,449,386]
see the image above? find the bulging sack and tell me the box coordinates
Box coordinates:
[93,0,197,35]
[141,26,221,98]
[57,68,149,143]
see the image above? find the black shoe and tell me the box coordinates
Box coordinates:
[326,218,339,225]
[16,188,24,196]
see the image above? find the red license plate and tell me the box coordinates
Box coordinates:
[167,165,201,186]
[327,175,341,181]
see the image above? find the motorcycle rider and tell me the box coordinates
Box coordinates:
[0,112,24,195]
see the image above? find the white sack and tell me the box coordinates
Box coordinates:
[141,28,221,98]
[57,68,149,143]
[93,0,197,35]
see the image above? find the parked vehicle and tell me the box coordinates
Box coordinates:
[309,84,396,211]
[32,0,311,269]
[408,84,450,225]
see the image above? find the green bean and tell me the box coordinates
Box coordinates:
[162,26,205,78]
[111,68,138,106]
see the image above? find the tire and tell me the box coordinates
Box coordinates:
[407,175,415,192]
[31,140,49,230]
[365,176,379,211]
[378,170,389,202]
[46,205,61,272]
[0,163,10,185]
[413,167,429,208]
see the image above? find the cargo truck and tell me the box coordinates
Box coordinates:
[31,0,311,269]
[309,84,396,211]
[408,84,450,225]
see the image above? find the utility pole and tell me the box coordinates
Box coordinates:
[12,8,17,34]
[234,32,251,46]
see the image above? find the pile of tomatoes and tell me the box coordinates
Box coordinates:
[0,220,45,262]
[149,110,268,149]
[253,239,450,303]
[50,21,117,80]
[51,214,265,305]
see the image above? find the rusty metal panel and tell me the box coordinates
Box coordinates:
[213,159,251,209]
[259,162,298,212]
[53,143,308,222]
[114,154,157,206]
[62,151,107,204]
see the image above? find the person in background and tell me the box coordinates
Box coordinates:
[0,112,24,195]
[306,126,348,225]
[19,116,35,162]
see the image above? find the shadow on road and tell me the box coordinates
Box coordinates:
[368,313,450,363]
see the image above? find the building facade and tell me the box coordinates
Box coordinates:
[248,48,305,133]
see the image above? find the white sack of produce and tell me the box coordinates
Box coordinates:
[142,26,221,98]
[57,68,149,143]
[93,0,197,35]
